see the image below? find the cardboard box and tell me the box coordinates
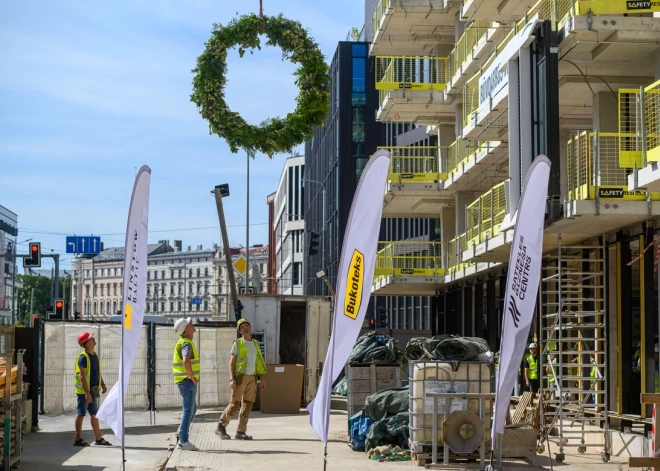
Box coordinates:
[260,364,304,414]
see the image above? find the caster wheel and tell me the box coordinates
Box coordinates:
[601,453,610,463]
[555,453,565,463]
[578,446,586,454]
[537,445,545,454]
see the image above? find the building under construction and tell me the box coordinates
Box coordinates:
[366,0,660,460]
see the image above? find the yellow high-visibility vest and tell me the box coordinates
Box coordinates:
[74,351,102,395]
[172,337,200,384]
[234,338,267,376]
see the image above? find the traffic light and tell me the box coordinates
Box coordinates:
[24,242,41,267]
[74,311,81,320]
[308,232,319,256]
[54,299,65,318]
[215,184,230,197]
[369,316,375,330]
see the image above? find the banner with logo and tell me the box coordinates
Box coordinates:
[491,156,550,442]
[97,166,151,446]
[308,150,391,444]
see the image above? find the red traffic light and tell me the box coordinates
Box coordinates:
[56,301,63,309]
[31,245,38,252]
[369,318,375,326]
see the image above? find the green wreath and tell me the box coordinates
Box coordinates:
[191,14,330,157]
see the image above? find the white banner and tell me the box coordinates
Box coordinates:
[97,165,151,446]
[491,155,550,442]
[308,150,391,444]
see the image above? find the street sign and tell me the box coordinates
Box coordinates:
[190,298,203,305]
[66,236,101,254]
[233,255,246,275]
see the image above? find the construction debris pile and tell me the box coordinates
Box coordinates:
[405,335,490,361]
[0,357,25,399]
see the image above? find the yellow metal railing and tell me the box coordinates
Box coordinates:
[378,146,448,182]
[574,0,660,15]
[462,0,578,128]
[465,181,509,247]
[447,139,500,178]
[447,233,475,274]
[618,88,641,168]
[372,0,389,40]
[567,131,660,201]
[447,21,493,81]
[374,241,445,278]
[375,56,448,92]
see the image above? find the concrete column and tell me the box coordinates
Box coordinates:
[592,92,618,133]
[456,192,478,234]
[455,102,463,139]
[438,124,456,174]
[441,207,456,243]
[455,12,466,43]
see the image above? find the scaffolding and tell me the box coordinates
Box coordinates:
[539,235,610,463]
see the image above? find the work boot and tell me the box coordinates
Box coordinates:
[215,423,231,440]
[235,432,253,440]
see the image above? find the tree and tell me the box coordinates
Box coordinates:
[16,275,53,323]
[350,27,362,41]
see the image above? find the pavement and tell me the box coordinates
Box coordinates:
[21,408,639,471]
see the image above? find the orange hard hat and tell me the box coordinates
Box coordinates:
[78,332,94,347]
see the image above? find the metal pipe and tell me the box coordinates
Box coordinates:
[246,152,250,293]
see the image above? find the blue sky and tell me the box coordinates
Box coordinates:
[0,0,365,270]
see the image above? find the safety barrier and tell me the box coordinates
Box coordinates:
[379,146,448,182]
[447,233,475,274]
[374,241,445,278]
[372,0,388,38]
[446,21,493,80]
[465,181,509,247]
[567,131,660,201]
[42,321,235,415]
[447,138,498,178]
[375,56,448,92]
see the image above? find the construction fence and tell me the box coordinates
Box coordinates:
[42,321,235,415]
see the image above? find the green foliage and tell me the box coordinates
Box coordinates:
[16,275,53,321]
[190,13,331,158]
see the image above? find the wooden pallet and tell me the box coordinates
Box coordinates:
[412,452,430,467]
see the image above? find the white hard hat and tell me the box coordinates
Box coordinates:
[174,317,192,336]
[528,343,537,349]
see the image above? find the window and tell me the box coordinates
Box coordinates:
[146,303,151,312]
[113,301,117,314]
[189,269,193,278]
[178,301,182,311]
[189,283,194,293]
[218,267,222,277]
[148,271,151,280]
[113,284,117,296]
[94,285,98,296]
[179,285,183,295]
[171,285,175,295]
[293,262,302,285]
[352,107,366,143]
[100,303,105,315]
[100,285,104,296]
[204,300,208,311]
[154,271,158,280]
[356,158,368,178]
[352,57,366,106]
[161,302,165,312]
[197,268,201,277]
[179,269,182,278]
[196,304,200,312]
[161,270,165,279]
[170,302,174,312]
[352,43,367,56]
[147,285,150,295]
[204,267,209,277]
[171,270,175,279]
[93,302,97,315]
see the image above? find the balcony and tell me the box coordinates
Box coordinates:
[445,21,506,96]
[380,145,452,217]
[370,0,459,56]
[461,0,550,22]
[628,80,660,192]
[384,146,447,183]
[444,138,509,192]
[372,241,445,295]
[375,56,454,124]
[462,132,660,265]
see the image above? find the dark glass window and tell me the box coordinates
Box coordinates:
[352,58,366,106]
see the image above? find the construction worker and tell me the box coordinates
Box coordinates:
[74,332,110,447]
[216,318,267,440]
[524,343,539,393]
[173,317,200,451]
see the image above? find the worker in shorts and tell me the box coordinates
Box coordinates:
[74,332,110,446]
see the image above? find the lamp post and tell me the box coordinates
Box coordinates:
[246,152,250,294]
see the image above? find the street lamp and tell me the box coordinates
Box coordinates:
[315,269,335,297]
